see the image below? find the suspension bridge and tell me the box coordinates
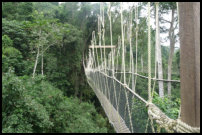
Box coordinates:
[83,2,200,133]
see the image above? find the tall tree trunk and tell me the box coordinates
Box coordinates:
[179,2,200,127]
[33,28,42,78]
[33,46,40,78]
[156,3,164,97]
[167,9,175,96]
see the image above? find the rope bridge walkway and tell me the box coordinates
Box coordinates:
[83,2,200,133]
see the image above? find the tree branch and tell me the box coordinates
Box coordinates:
[174,22,178,30]
[160,17,171,24]
[39,42,58,56]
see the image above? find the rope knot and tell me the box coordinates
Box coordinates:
[146,102,152,107]
[123,84,127,87]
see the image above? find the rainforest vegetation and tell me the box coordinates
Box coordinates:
[2,2,180,133]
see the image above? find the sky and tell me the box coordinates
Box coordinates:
[59,2,179,48]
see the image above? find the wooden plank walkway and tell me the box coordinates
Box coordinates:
[87,75,131,133]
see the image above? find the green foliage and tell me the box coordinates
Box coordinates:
[3,47,22,59]
[2,70,108,133]
[173,49,180,72]
[2,2,33,21]
[152,92,180,119]
[33,2,59,19]
[132,98,151,133]
[2,35,13,48]
[2,47,23,74]
[2,71,53,133]
[136,75,149,100]
[43,22,86,98]
[131,91,180,133]
[2,2,181,133]
[2,19,33,58]
[159,2,177,11]
[2,69,33,133]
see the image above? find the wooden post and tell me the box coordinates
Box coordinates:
[179,2,200,127]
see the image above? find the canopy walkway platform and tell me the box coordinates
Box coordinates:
[83,2,200,133]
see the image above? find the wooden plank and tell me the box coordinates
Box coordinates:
[86,74,131,133]
[89,45,116,48]
[179,2,200,127]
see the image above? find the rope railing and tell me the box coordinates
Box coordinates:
[85,68,200,133]
[84,2,200,133]
[98,68,181,82]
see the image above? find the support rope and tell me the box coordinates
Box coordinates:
[85,2,200,133]
[147,2,152,103]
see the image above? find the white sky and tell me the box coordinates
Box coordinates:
[59,2,179,48]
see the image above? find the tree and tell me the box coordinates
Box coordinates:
[2,2,33,21]
[2,19,32,58]
[24,11,62,78]
[155,3,164,97]
[2,35,13,49]
[159,2,178,96]
[178,2,200,127]
[33,2,58,19]
[2,35,23,74]
[2,70,108,133]
[2,47,23,74]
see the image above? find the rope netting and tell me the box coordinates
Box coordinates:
[83,2,200,133]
